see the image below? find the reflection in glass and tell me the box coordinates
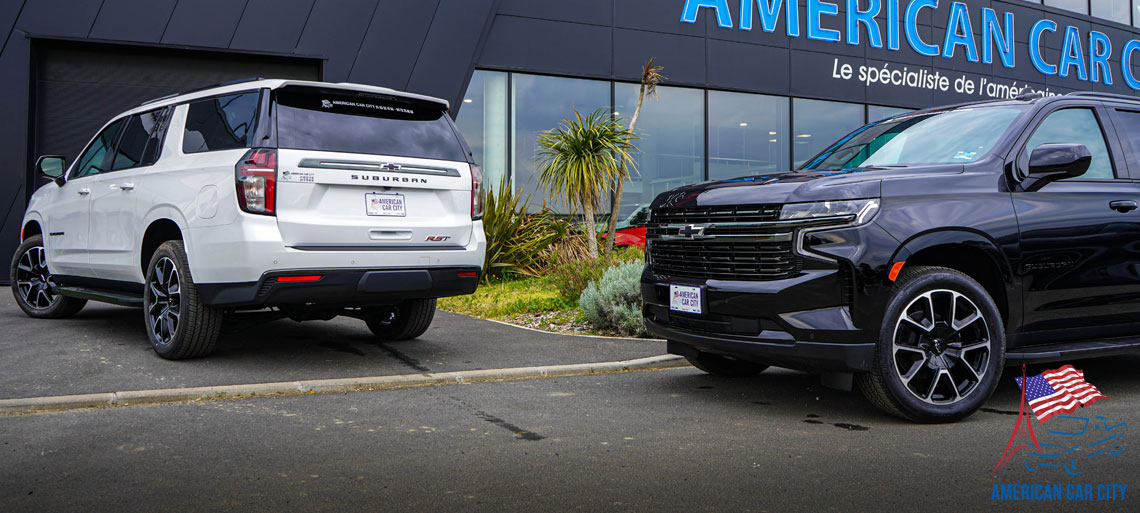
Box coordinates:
[793,98,865,167]
[615,83,704,217]
[455,70,508,190]
[1093,0,1130,24]
[708,91,789,180]
[1044,0,1087,15]
[512,74,610,211]
[1027,108,1115,180]
[868,105,911,123]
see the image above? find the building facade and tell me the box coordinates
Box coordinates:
[4,0,1140,263]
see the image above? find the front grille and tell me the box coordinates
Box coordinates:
[648,204,801,281]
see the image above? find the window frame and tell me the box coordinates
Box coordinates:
[1102,105,1140,180]
[1013,103,1125,183]
[68,117,127,181]
[108,106,173,173]
[180,89,264,155]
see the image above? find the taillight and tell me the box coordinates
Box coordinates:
[236,148,277,215]
[470,164,484,220]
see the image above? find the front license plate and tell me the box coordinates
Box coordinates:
[365,193,406,217]
[670,284,703,314]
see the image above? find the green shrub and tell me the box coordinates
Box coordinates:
[481,179,570,280]
[578,261,649,337]
[547,241,646,303]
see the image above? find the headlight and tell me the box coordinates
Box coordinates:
[779,199,880,225]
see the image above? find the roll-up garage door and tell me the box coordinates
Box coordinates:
[31,40,321,184]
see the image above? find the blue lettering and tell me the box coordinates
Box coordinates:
[942,2,978,62]
[680,0,733,27]
[807,0,840,42]
[981,8,1014,68]
[847,0,882,47]
[1029,19,1058,75]
[887,0,899,50]
[744,0,799,36]
[1122,39,1140,90]
[1058,26,1088,81]
[905,0,939,57]
[1090,31,1112,85]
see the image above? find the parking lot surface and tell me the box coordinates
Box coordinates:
[0,300,663,399]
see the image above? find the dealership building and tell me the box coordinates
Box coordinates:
[4,0,1140,264]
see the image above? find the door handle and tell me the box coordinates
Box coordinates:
[120,182,135,191]
[77,188,90,196]
[1110,200,1138,213]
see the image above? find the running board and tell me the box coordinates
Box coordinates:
[56,286,143,307]
[1006,338,1140,365]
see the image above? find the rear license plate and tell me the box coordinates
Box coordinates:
[670,284,703,314]
[365,193,406,217]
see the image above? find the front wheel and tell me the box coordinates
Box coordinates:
[366,299,436,341]
[143,240,224,359]
[10,235,86,318]
[856,266,1005,423]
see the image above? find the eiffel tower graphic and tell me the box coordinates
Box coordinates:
[993,365,1043,473]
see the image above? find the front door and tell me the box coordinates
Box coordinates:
[1013,106,1140,340]
[44,118,124,278]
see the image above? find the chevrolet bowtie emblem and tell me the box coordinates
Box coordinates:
[678,224,706,239]
[379,163,402,171]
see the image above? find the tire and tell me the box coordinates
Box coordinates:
[685,352,769,377]
[856,266,1005,423]
[143,240,224,359]
[366,298,437,341]
[10,235,86,319]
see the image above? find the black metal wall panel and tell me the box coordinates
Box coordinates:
[498,0,611,26]
[406,0,497,109]
[161,0,248,48]
[295,0,377,82]
[348,0,439,90]
[88,0,178,43]
[479,15,611,78]
[14,0,101,37]
[229,0,314,54]
[612,28,704,85]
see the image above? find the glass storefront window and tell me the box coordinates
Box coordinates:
[615,83,704,217]
[793,98,865,168]
[708,91,790,180]
[511,74,610,212]
[868,105,911,123]
[1134,0,1140,28]
[1094,0,1130,25]
[1044,0,1088,15]
[455,70,508,191]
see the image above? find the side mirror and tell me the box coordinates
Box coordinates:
[36,156,67,185]
[1028,143,1091,180]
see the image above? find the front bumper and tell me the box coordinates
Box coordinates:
[198,267,480,307]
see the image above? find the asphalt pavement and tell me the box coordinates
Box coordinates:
[0,299,664,399]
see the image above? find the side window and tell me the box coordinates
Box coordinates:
[1110,109,1140,175]
[111,108,169,171]
[182,92,259,154]
[1025,108,1115,180]
[71,118,126,179]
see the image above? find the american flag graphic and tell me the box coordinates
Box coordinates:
[1015,365,1108,423]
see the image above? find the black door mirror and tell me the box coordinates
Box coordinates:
[1022,144,1092,192]
[36,156,67,184]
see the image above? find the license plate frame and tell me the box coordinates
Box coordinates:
[365,192,406,217]
[669,284,704,315]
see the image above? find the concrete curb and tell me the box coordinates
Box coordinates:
[483,318,666,342]
[0,355,689,415]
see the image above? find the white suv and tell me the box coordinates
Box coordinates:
[11,79,486,359]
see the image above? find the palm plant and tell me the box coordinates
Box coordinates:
[604,58,664,254]
[536,108,638,258]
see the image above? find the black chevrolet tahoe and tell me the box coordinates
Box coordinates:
[643,92,1140,422]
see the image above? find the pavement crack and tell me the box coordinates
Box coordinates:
[476,411,546,441]
[980,407,1019,416]
[376,343,430,373]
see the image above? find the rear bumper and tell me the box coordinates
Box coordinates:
[198,267,480,307]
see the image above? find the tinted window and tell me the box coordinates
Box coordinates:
[111,108,169,170]
[71,118,125,179]
[1027,109,1115,180]
[275,86,466,162]
[183,92,260,153]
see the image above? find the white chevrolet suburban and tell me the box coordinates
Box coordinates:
[11,79,486,359]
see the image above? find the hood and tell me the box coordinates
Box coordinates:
[649,164,964,209]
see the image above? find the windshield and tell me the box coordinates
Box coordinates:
[274,86,468,162]
[801,106,1028,170]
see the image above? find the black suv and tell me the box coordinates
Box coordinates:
[643,92,1140,422]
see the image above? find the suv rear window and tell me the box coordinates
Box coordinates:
[274,86,467,162]
[183,92,260,154]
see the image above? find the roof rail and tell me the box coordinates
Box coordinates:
[1014,92,1043,101]
[139,77,265,106]
[1066,91,1140,102]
